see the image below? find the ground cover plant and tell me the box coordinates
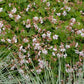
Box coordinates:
[0,0,84,84]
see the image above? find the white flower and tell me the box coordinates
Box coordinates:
[23,38,29,43]
[71,18,76,23]
[9,13,13,18]
[52,52,55,56]
[26,24,31,28]
[9,3,11,7]
[56,13,61,16]
[40,17,43,24]
[20,59,25,65]
[33,38,37,42]
[33,17,38,21]
[75,50,79,54]
[0,21,3,28]
[23,21,25,25]
[52,19,57,24]
[7,39,11,43]
[53,48,57,51]
[11,8,17,14]
[36,69,42,74]
[66,68,73,73]
[22,49,26,53]
[70,22,73,26]
[62,11,67,16]
[66,45,70,49]
[0,8,3,12]
[42,33,46,38]
[64,53,67,58]
[60,8,63,10]
[75,42,78,47]
[67,7,71,12]
[27,4,31,8]
[65,6,71,12]
[42,49,48,54]
[1,39,5,42]
[53,35,58,40]
[11,66,15,70]
[79,51,84,57]
[18,69,24,74]
[46,2,50,7]
[0,28,1,33]
[81,33,84,37]
[20,46,23,50]
[38,60,44,68]
[16,15,21,20]
[26,7,29,12]
[13,36,17,43]
[28,52,30,57]
[43,0,46,2]
[38,51,41,56]
[47,31,51,37]
[77,30,82,34]
[57,53,61,58]
[60,48,66,52]
[28,44,30,48]
[34,43,41,50]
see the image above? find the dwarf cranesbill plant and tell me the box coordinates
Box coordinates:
[0,0,84,83]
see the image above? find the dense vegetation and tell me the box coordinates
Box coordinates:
[0,0,84,84]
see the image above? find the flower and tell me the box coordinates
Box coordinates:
[43,0,46,2]
[18,69,24,74]
[23,38,29,43]
[42,49,48,54]
[33,17,38,21]
[12,36,17,43]
[65,44,70,49]
[75,42,78,47]
[53,35,58,40]
[62,11,67,16]
[0,8,3,12]
[56,13,61,16]
[1,39,5,42]
[46,2,50,7]
[26,24,31,28]
[70,18,76,23]
[57,53,61,58]
[32,38,37,42]
[7,39,11,43]
[9,13,13,18]
[75,50,79,54]
[79,51,84,57]
[0,21,3,28]
[16,15,21,20]
[64,53,67,58]
[36,69,42,74]
[40,17,43,24]
[81,33,84,37]
[26,7,29,12]
[52,52,55,56]
[11,8,17,14]
[38,59,44,68]
[42,33,46,38]
[53,48,57,51]
[19,46,23,50]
